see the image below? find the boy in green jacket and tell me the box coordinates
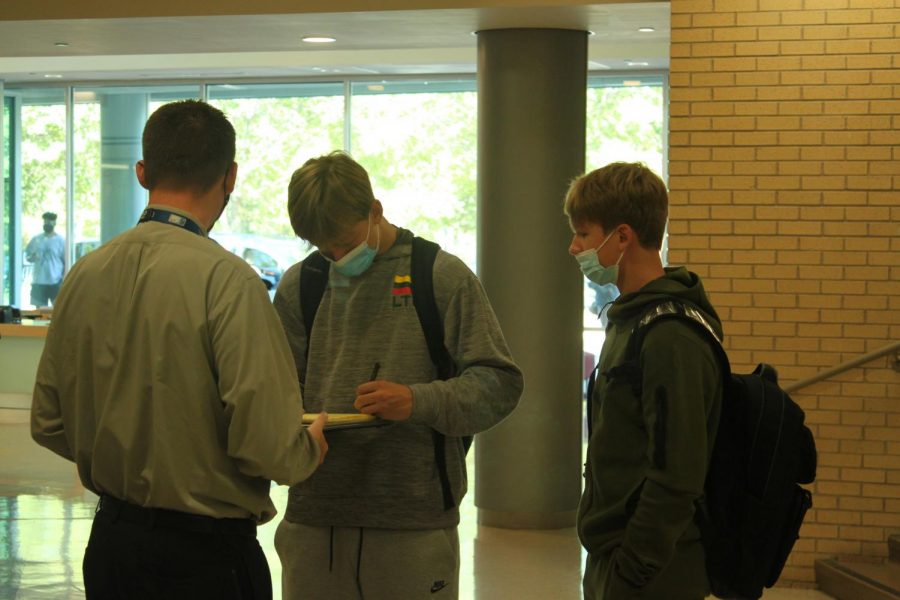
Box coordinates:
[565,162,723,600]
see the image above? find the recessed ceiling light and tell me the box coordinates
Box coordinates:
[625,61,649,67]
[43,74,63,78]
[302,36,336,43]
[54,41,69,47]
[637,27,655,33]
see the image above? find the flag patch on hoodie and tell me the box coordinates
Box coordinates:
[393,274,413,307]
[392,274,412,296]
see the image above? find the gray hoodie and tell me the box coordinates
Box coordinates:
[274,228,523,529]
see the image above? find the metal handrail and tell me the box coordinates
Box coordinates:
[785,340,900,394]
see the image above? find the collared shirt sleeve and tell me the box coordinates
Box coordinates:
[210,273,320,486]
[31,320,74,461]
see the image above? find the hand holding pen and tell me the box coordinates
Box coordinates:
[354,362,414,421]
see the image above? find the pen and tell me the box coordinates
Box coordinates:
[369,362,381,381]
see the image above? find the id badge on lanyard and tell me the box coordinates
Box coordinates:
[138,208,204,237]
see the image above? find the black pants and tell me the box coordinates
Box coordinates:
[30,282,60,307]
[83,496,272,600]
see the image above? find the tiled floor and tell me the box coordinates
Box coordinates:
[0,422,833,599]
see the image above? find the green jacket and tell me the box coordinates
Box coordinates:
[578,267,723,596]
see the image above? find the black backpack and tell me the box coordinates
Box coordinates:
[594,298,817,600]
[298,236,470,510]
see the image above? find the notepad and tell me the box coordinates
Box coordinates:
[301,412,386,430]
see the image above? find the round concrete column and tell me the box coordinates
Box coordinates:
[475,28,587,529]
[100,93,147,243]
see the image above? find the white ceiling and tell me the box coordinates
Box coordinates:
[0,3,669,84]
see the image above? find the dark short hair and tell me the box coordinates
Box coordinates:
[564,162,668,249]
[141,100,236,193]
[42,212,57,221]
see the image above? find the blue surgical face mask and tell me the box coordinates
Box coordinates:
[575,230,623,286]
[329,216,380,278]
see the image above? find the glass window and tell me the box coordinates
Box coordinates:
[1,75,665,316]
[207,83,345,290]
[12,88,67,309]
[72,85,201,264]
[350,79,478,272]
[586,74,666,176]
[2,94,12,305]
[582,74,666,391]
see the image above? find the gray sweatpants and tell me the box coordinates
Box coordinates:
[275,520,460,600]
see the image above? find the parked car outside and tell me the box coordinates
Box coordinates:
[72,234,307,294]
[210,233,309,292]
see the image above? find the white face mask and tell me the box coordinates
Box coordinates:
[574,230,623,286]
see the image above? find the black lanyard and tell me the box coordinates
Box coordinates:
[138,208,205,237]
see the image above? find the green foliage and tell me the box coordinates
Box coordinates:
[351,92,478,264]
[211,96,344,237]
[21,105,67,234]
[8,82,664,280]
[586,86,664,176]
[74,102,101,240]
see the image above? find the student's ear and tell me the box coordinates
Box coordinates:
[135,161,149,190]
[371,199,384,223]
[617,224,637,249]
[225,162,238,195]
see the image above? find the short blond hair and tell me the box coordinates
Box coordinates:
[287,151,375,245]
[563,162,668,249]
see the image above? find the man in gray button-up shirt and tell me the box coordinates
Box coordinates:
[31,100,328,600]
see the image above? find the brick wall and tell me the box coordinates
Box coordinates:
[668,0,900,587]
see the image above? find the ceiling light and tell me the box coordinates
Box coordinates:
[43,74,63,78]
[625,61,649,67]
[54,41,69,47]
[638,27,655,33]
[302,36,336,43]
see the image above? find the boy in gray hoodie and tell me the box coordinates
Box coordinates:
[273,151,523,599]
[566,162,723,600]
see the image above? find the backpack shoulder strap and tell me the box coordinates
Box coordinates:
[410,236,469,511]
[410,236,455,380]
[606,298,731,395]
[632,299,723,354]
[299,251,329,359]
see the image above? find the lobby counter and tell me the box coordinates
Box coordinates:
[0,322,50,339]
[0,323,47,422]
